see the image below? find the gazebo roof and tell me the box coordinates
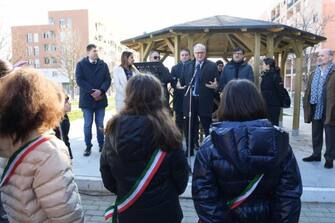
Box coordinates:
[122,15,326,44]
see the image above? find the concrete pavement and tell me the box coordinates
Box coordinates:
[70,108,335,203]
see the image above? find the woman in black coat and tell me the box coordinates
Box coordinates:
[192,80,302,223]
[100,74,189,223]
[260,57,284,126]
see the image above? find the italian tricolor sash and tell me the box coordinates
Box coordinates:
[226,174,264,209]
[0,135,50,188]
[104,149,167,222]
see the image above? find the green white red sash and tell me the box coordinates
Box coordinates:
[104,149,167,222]
[0,135,50,188]
[227,174,264,209]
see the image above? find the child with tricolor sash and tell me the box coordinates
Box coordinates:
[100,74,189,223]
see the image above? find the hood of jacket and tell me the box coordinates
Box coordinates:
[210,119,289,175]
[108,115,155,162]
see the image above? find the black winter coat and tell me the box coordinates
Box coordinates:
[100,115,189,223]
[261,69,283,107]
[219,60,254,91]
[192,119,302,223]
[171,61,190,113]
[75,57,111,109]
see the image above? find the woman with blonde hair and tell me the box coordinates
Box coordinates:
[0,68,84,222]
[113,51,140,112]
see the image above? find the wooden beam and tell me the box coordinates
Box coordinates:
[165,38,175,53]
[292,42,304,135]
[143,41,154,61]
[139,43,144,62]
[225,34,236,49]
[160,53,169,62]
[174,35,181,64]
[188,34,194,59]
[232,33,254,52]
[268,27,285,32]
[254,33,261,88]
[267,34,275,58]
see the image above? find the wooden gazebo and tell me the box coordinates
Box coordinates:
[121,15,326,135]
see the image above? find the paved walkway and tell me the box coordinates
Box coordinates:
[80,193,335,223]
[69,106,335,202]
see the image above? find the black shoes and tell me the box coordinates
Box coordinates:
[99,145,103,152]
[83,146,92,156]
[324,160,334,169]
[302,155,321,162]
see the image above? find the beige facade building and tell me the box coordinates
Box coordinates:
[261,0,335,90]
[11,9,126,90]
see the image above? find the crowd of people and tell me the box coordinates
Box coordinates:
[0,42,334,223]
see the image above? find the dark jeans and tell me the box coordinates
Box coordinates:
[312,119,335,161]
[267,106,281,126]
[82,108,105,147]
[184,96,212,156]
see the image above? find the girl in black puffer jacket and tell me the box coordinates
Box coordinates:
[100,74,189,223]
[192,79,302,223]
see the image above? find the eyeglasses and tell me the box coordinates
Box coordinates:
[153,56,160,60]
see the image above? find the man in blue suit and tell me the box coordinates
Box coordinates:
[76,44,111,156]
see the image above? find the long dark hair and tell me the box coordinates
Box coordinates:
[106,74,182,150]
[217,79,267,122]
[120,51,133,69]
[263,57,280,73]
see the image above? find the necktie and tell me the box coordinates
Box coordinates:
[193,63,201,96]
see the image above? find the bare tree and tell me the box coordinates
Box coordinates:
[0,24,11,60]
[57,28,86,99]
[293,9,334,77]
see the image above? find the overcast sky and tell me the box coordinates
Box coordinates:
[0,0,279,41]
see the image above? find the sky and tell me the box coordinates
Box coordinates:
[0,0,279,41]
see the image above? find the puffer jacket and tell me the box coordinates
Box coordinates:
[0,135,84,223]
[100,115,189,223]
[192,119,302,223]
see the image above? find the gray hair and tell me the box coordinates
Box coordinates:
[193,43,206,53]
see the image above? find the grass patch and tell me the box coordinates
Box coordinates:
[67,97,115,122]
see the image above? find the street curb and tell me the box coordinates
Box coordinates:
[75,176,335,203]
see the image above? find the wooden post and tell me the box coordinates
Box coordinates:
[266,34,275,58]
[254,33,261,88]
[143,41,154,62]
[174,35,180,64]
[188,34,194,60]
[292,42,303,136]
[139,43,144,62]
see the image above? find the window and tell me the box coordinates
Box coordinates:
[51,45,57,51]
[44,57,50,64]
[49,17,55,25]
[44,44,49,52]
[52,71,58,77]
[313,14,318,23]
[34,46,39,56]
[27,46,33,56]
[33,33,39,43]
[51,57,57,64]
[34,59,40,68]
[59,19,66,28]
[27,33,33,43]
[67,18,72,28]
[43,31,55,39]
[60,32,65,42]
[28,59,33,65]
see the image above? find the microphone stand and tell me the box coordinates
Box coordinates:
[184,72,197,175]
